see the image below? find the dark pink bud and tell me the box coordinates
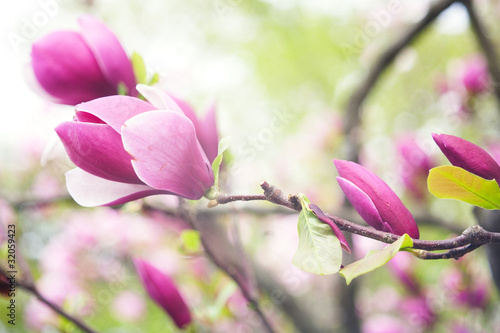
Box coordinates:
[334,160,419,238]
[31,16,136,105]
[133,258,192,328]
[432,133,500,186]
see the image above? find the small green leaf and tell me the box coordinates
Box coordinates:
[148,72,160,86]
[131,52,147,84]
[211,137,230,192]
[117,82,128,95]
[292,194,343,275]
[180,230,201,254]
[428,165,500,210]
[339,234,413,284]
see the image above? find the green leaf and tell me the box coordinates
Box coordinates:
[131,52,147,84]
[180,230,201,253]
[292,194,343,275]
[148,72,160,86]
[211,137,230,192]
[339,234,413,285]
[428,165,500,210]
[117,82,128,95]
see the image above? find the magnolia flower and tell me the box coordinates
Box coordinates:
[133,258,192,328]
[432,133,500,186]
[397,136,434,201]
[334,160,419,239]
[31,15,136,105]
[55,85,214,206]
[461,56,489,95]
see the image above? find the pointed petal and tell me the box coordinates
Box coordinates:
[137,84,183,113]
[65,168,166,207]
[433,133,500,182]
[55,121,141,184]
[75,96,156,133]
[169,96,219,162]
[197,103,219,163]
[122,110,214,200]
[334,160,419,238]
[309,204,351,253]
[133,258,192,328]
[169,95,200,128]
[31,30,115,105]
[78,16,137,96]
[336,177,388,233]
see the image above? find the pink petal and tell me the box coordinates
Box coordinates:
[170,97,219,162]
[197,103,219,163]
[56,121,141,184]
[31,30,115,105]
[309,204,351,253]
[122,111,214,199]
[78,16,137,96]
[65,168,166,207]
[336,177,391,233]
[75,96,156,133]
[137,85,183,113]
[133,258,192,328]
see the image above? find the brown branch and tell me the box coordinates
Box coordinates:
[177,199,276,333]
[15,280,98,333]
[462,0,500,110]
[343,0,458,161]
[215,181,500,258]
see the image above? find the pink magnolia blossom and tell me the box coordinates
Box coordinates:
[31,16,137,105]
[432,133,500,186]
[396,136,434,201]
[461,56,490,95]
[334,160,419,238]
[133,258,192,328]
[55,85,214,207]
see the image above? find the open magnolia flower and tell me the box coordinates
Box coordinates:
[334,160,420,239]
[31,15,137,105]
[55,85,215,206]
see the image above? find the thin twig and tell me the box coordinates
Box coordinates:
[343,0,458,161]
[16,281,98,333]
[215,181,500,258]
[177,200,276,333]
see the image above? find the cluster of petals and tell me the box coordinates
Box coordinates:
[334,160,420,239]
[133,258,192,328]
[55,85,216,207]
[31,15,137,105]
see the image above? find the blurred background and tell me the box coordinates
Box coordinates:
[1,0,500,332]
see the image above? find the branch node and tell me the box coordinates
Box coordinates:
[462,225,483,244]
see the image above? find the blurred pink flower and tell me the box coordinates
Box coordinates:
[55,85,214,206]
[461,56,489,95]
[111,291,146,322]
[388,252,419,293]
[133,258,192,328]
[400,296,436,329]
[362,314,408,333]
[396,136,434,201]
[30,16,137,105]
